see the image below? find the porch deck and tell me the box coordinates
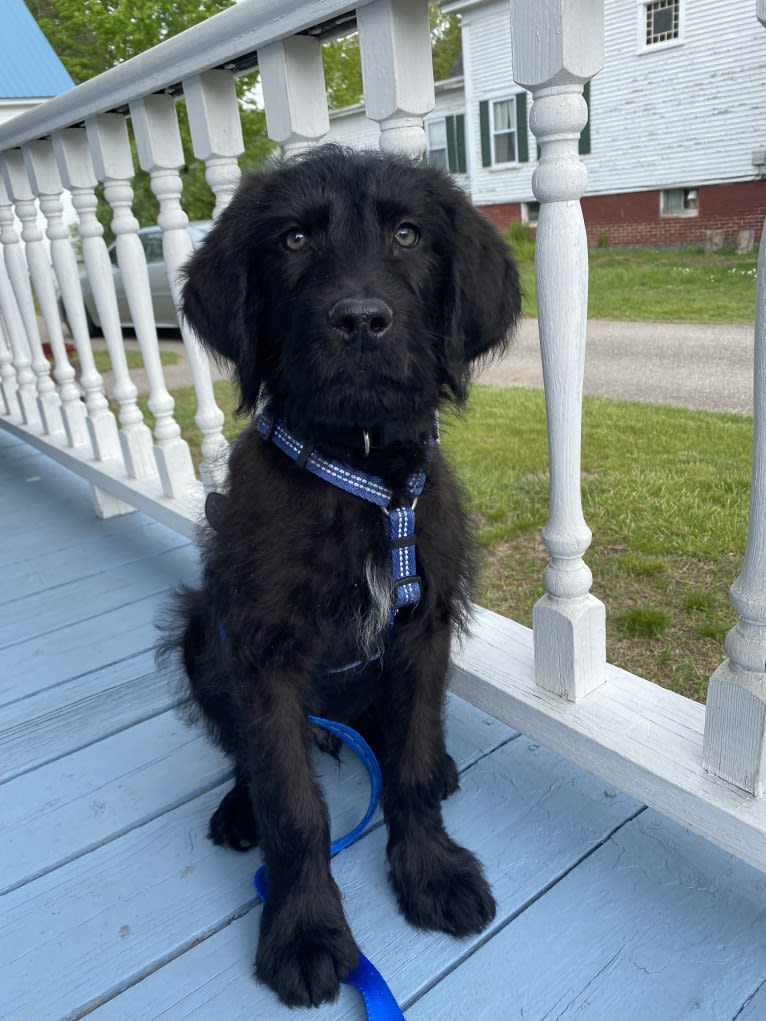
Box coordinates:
[2,429,765,1021]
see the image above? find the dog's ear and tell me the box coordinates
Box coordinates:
[444,200,522,399]
[181,193,261,411]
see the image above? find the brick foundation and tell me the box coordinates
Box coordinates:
[478,181,765,246]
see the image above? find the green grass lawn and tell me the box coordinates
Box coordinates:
[91,348,181,374]
[165,378,751,704]
[513,243,758,323]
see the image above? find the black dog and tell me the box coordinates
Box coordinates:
[163,145,520,1008]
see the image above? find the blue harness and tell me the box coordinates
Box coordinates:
[256,408,435,632]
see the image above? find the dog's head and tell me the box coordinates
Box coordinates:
[182,145,520,438]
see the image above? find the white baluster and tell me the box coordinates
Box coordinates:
[357,0,434,156]
[511,0,606,701]
[53,127,155,481]
[4,148,87,448]
[130,93,228,492]
[0,246,38,426]
[86,112,195,500]
[258,35,329,158]
[0,315,16,417]
[0,159,63,436]
[25,139,120,459]
[703,0,766,794]
[183,70,243,218]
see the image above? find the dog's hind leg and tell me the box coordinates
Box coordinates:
[209,772,260,851]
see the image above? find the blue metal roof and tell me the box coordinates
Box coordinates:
[0,0,73,99]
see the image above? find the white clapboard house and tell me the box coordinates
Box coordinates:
[327,0,766,245]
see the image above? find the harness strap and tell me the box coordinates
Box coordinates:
[257,407,434,622]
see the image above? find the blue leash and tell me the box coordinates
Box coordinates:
[253,716,405,1020]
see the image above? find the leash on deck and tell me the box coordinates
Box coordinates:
[253,715,406,1020]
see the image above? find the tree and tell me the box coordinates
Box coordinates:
[26,0,274,234]
[322,6,462,110]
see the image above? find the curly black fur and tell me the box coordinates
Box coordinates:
[158,145,520,1008]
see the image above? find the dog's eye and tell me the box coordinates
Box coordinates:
[393,223,420,249]
[283,229,308,252]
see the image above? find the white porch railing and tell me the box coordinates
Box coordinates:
[1,0,765,872]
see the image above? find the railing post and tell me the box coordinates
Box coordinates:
[258,35,329,157]
[53,126,156,481]
[183,70,243,218]
[130,92,229,491]
[86,112,196,500]
[0,317,17,417]
[0,158,64,437]
[4,148,88,448]
[702,0,766,796]
[23,138,119,459]
[357,0,434,156]
[0,243,38,427]
[511,0,606,701]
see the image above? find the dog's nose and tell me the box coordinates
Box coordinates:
[328,298,393,348]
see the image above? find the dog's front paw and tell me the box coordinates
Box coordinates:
[389,827,496,937]
[208,779,259,851]
[255,898,359,1008]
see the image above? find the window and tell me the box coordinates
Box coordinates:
[521,201,540,227]
[640,0,682,50]
[479,94,529,168]
[660,188,699,217]
[425,115,467,174]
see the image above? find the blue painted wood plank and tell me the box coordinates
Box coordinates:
[406,810,766,1021]
[1,711,231,894]
[2,695,517,1021]
[0,650,181,783]
[0,588,189,707]
[75,739,639,1021]
[1,517,188,604]
[0,543,198,648]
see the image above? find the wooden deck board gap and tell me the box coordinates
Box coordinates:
[0,648,160,714]
[2,765,234,897]
[0,540,192,609]
[0,588,180,653]
[68,897,262,1021]
[1,693,190,786]
[401,803,648,1014]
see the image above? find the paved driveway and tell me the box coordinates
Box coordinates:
[477,318,755,416]
[86,316,755,417]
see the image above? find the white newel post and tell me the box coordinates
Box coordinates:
[702,0,766,796]
[0,158,64,437]
[23,139,119,461]
[357,0,434,156]
[53,127,155,482]
[0,243,38,426]
[183,70,243,218]
[130,93,228,492]
[86,112,196,500]
[258,35,329,157]
[511,0,606,701]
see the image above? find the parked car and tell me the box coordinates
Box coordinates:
[77,221,212,335]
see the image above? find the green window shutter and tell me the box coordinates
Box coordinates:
[445,115,458,173]
[515,91,529,163]
[479,100,492,167]
[455,113,467,173]
[579,81,591,155]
